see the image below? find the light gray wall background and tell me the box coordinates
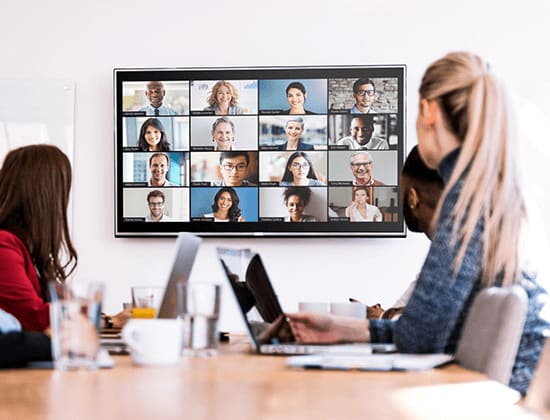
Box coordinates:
[2,1,549,331]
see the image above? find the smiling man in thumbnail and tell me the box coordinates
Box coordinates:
[148,152,176,187]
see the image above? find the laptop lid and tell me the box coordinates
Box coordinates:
[217,247,296,352]
[157,232,202,318]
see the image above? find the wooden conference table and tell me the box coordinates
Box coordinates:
[0,335,539,420]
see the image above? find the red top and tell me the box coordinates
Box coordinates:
[0,230,49,331]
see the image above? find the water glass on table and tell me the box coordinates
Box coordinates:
[180,282,221,357]
[48,281,104,371]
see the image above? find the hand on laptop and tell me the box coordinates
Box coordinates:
[286,312,370,344]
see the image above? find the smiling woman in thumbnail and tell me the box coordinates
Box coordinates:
[204,81,244,115]
[283,187,317,222]
[277,117,314,151]
[345,186,382,222]
[280,152,325,187]
[203,187,245,222]
[138,118,171,152]
[282,82,316,115]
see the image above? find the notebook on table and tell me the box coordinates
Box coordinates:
[216,247,396,356]
[100,232,202,354]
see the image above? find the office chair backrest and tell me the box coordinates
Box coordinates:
[455,285,528,384]
[524,337,550,412]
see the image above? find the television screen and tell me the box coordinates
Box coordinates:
[115,65,406,237]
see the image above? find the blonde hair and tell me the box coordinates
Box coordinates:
[419,52,525,287]
[207,81,239,108]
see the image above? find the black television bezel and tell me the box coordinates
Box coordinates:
[114,65,406,238]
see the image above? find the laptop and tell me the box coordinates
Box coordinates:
[217,246,396,356]
[100,232,202,353]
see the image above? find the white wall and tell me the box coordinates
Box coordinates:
[2,1,549,331]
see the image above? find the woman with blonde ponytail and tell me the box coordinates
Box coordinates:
[287,52,549,395]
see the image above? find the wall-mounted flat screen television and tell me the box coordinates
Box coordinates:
[115,65,406,237]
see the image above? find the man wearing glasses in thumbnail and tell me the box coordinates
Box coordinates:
[337,116,389,150]
[145,190,172,222]
[213,151,256,187]
[148,152,176,187]
[349,151,384,186]
[350,78,377,114]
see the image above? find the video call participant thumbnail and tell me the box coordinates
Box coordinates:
[259,79,327,115]
[280,152,325,187]
[349,151,384,186]
[145,190,172,222]
[282,187,317,222]
[276,117,314,151]
[214,151,257,187]
[345,186,382,222]
[337,116,389,150]
[138,118,171,152]
[350,78,377,114]
[148,152,178,187]
[190,187,258,222]
[282,82,316,115]
[204,81,244,115]
[203,187,245,222]
[140,81,178,116]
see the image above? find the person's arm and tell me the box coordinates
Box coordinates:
[287,312,370,344]
[345,204,355,221]
[0,331,52,368]
[369,182,483,353]
[0,236,50,331]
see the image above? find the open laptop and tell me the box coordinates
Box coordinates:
[217,246,396,356]
[100,232,202,353]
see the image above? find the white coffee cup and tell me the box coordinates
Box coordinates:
[122,319,184,366]
[329,302,366,319]
[298,302,330,313]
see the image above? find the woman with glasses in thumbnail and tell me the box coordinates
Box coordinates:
[345,186,382,222]
[277,117,314,151]
[282,82,316,115]
[211,117,235,151]
[137,118,171,152]
[204,81,244,116]
[283,187,317,222]
[279,152,325,187]
[203,187,245,222]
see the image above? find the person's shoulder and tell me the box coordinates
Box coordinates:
[162,106,177,115]
[298,142,314,151]
[337,137,353,146]
[0,230,24,248]
[230,106,244,115]
[242,180,257,186]
[302,214,317,222]
[373,179,385,186]
[203,212,214,218]
[212,179,223,186]
[304,110,316,115]
[369,137,389,150]
[310,179,325,186]
[279,181,291,186]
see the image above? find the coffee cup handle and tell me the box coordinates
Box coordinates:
[122,324,144,354]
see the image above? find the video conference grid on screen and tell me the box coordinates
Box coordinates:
[115,66,405,237]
